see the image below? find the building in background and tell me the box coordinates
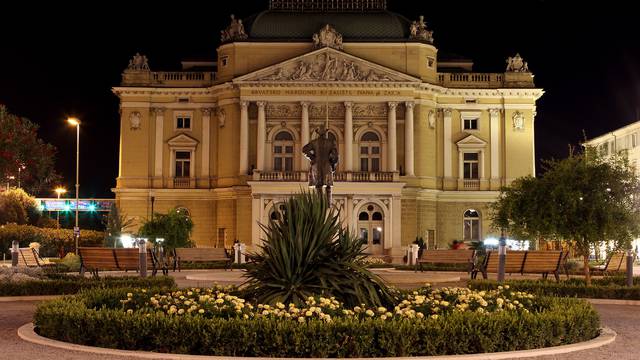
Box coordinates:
[113,0,543,258]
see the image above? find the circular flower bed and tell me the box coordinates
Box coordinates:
[34,285,600,357]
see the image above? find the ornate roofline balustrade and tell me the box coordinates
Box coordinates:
[269,0,387,12]
[437,72,535,88]
[121,71,216,87]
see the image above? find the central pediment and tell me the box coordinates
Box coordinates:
[234,47,421,84]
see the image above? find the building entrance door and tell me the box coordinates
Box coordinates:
[357,204,384,255]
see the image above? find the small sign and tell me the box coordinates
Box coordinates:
[73,227,80,236]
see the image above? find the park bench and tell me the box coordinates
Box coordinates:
[415,249,475,273]
[591,251,635,275]
[473,250,563,281]
[17,247,54,268]
[173,247,233,271]
[79,247,157,277]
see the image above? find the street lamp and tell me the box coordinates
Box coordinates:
[17,164,26,188]
[6,175,15,191]
[67,117,81,254]
[54,187,67,226]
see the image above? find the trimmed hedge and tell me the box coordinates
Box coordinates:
[469,276,640,300]
[0,223,104,258]
[0,275,175,296]
[395,263,470,271]
[34,287,600,357]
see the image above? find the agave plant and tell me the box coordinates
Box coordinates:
[243,191,394,307]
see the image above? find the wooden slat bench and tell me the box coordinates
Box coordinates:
[79,247,157,277]
[173,247,233,271]
[114,248,157,276]
[473,251,527,280]
[591,252,634,275]
[474,250,564,281]
[521,250,563,281]
[416,249,475,273]
[17,248,54,268]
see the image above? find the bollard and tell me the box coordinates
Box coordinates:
[11,240,19,267]
[138,238,147,277]
[497,231,506,282]
[234,242,241,264]
[410,244,419,266]
[239,243,246,264]
[627,249,634,287]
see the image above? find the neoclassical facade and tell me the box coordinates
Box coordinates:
[113,0,543,258]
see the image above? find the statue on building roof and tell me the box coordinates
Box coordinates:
[506,53,530,73]
[409,16,434,44]
[303,124,339,204]
[312,24,344,50]
[126,53,150,71]
[221,14,248,43]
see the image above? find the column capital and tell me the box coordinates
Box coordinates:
[388,101,398,109]
[489,108,500,117]
[404,101,415,109]
[300,101,311,109]
[151,107,165,115]
[240,100,250,108]
[442,108,452,117]
[344,101,353,109]
[201,107,213,116]
[256,101,267,109]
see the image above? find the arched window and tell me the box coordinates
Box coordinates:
[463,209,480,241]
[273,131,294,172]
[358,204,384,255]
[269,203,287,222]
[360,131,381,172]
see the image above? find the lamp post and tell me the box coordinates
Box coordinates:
[67,117,81,254]
[17,164,25,188]
[54,187,67,227]
[6,175,15,191]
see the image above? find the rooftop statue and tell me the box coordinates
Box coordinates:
[221,14,248,43]
[312,24,344,50]
[126,53,150,71]
[506,53,530,72]
[302,125,339,204]
[409,15,434,44]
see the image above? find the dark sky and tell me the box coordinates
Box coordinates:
[2,1,639,198]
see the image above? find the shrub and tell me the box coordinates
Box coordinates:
[0,223,103,258]
[34,286,600,357]
[0,275,175,296]
[243,192,393,307]
[138,208,193,250]
[0,188,41,225]
[469,277,640,300]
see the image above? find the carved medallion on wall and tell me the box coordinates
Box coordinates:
[352,103,388,118]
[129,111,142,130]
[512,111,525,131]
[266,103,301,119]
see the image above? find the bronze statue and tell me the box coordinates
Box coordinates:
[302,125,338,203]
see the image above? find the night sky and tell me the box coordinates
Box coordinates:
[2,1,639,198]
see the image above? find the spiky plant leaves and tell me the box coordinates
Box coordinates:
[243,191,394,307]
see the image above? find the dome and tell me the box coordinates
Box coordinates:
[244,10,412,42]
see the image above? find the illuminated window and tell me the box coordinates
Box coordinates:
[273,131,294,172]
[360,131,381,172]
[463,209,480,241]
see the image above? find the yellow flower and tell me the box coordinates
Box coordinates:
[178,309,185,315]
[298,316,305,323]
[305,311,313,317]
[199,309,205,314]
[127,309,133,314]
[416,312,424,319]
[365,309,375,317]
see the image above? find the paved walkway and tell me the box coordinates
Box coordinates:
[2,268,640,359]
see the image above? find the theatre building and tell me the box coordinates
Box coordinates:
[113,0,543,258]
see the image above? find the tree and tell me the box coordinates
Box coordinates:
[138,208,194,250]
[0,105,60,195]
[103,203,135,247]
[492,147,640,285]
[0,188,42,225]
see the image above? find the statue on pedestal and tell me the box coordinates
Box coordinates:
[302,125,338,204]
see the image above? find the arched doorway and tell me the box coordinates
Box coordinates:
[357,203,384,255]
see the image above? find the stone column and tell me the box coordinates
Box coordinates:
[301,102,310,170]
[239,101,249,175]
[443,109,452,178]
[344,101,353,172]
[404,101,415,176]
[256,101,267,171]
[153,107,164,178]
[387,102,398,172]
[489,108,500,180]
[202,108,211,178]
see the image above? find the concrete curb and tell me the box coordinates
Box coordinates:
[587,298,640,306]
[18,323,615,360]
[0,295,63,302]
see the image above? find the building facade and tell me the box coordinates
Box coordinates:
[113,0,543,258]
[584,121,640,172]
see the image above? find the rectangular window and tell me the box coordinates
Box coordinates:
[372,227,382,245]
[175,151,191,177]
[285,158,293,172]
[371,158,380,172]
[274,158,283,171]
[176,116,191,129]
[360,158,369,172]
[463,152,479,179]
[632,133,637,148]
[359,228,368,243]
[463,219,480,241]
[464,118,478,130]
